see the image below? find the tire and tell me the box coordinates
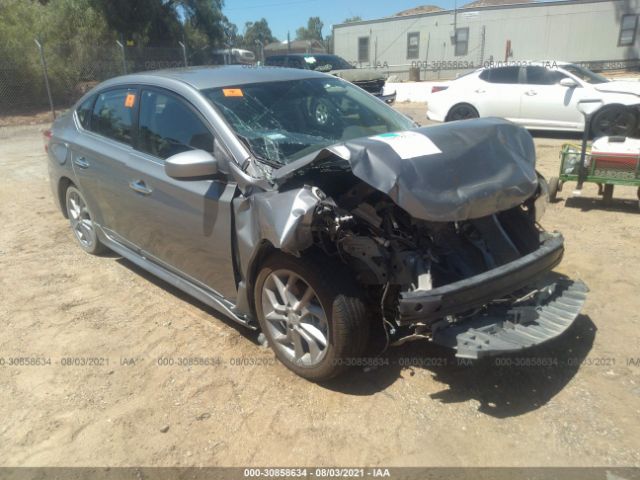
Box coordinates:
[602,184,614,206]
[65,185,107,255]
[254,251,369,381]
[446,103,479,122]
[591,105,637,138]
[547,176,560,203]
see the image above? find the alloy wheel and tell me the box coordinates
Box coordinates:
[261,269,329,367]
[66,190,96,249]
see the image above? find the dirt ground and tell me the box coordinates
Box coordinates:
[0,106,639,467]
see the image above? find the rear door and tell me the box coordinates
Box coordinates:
[119,87,238,299]
[70,87,139,237]
[474,66,527,121]
[519,66,585,129]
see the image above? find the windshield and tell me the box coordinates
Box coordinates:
[302,55,354,72]
[203,78,414,166]
[563,64,609,84]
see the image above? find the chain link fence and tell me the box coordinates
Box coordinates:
[0,41,193,119]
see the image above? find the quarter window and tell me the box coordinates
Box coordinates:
[455,28,469,56]
[90,88,136,144]
[407,32,420,59]
[619,14,638,46]
[138,90,213,160]
[358,37,369,63]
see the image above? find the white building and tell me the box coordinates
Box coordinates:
[332,0,640,80]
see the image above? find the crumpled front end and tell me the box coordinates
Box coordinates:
[234,118,586,357]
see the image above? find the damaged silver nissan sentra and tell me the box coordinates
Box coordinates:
[47,66,587,380]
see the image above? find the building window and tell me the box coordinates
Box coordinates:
[455,27,469,56]
[619,14,638,46]
[358,37,369,63]
[407,32,420,59]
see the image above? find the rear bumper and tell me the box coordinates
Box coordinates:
[398,233,565,324]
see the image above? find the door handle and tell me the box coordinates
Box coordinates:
[73,156,89,169]
[525,90,538,96]
[474,89,486,94]
[129,180,153,195]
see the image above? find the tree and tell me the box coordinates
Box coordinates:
[295,17,323,42]
[242,18,276,49]
[342,16,362,23]
[89,0,181,44]
[178,0,226,48]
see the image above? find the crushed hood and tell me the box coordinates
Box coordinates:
[273,117,539,222]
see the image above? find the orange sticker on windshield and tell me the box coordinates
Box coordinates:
[222,88,243,97]
[124,93,136,108]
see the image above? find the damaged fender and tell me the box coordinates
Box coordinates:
[232,186,324,316]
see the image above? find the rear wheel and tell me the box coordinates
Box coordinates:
[65,186,106,255]
[446,103,479,122]
[254,252,369,381]
[591,105,637,138]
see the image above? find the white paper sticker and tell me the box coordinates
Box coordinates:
[369,131,441,159]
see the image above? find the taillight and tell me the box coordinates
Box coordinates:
[43,129,52,152]
[431,86,448,93]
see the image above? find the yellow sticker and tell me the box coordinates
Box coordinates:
[124,93,136,108]
[222,88,243,97]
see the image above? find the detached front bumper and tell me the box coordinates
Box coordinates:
[397,233,588,358]
[431,277,587,359]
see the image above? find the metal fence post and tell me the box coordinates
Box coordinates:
[116,39,127,74]
[178,41,188,67]
[34,39,56,120]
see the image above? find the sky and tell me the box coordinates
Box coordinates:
[222,0,460,42]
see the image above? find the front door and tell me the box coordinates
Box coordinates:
[519,66,585,129]
[118,88,238,300]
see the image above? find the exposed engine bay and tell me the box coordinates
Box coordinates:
[231,118,587,359]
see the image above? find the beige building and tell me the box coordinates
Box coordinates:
[332,0,640,80]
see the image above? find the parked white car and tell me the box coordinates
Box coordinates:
[427,62,640,136]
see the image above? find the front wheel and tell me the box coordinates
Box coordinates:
[591,105,637,138]
[254,252,370,381]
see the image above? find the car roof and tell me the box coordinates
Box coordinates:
[98,65,329,91]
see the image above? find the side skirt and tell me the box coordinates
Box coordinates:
[97,227,257,330]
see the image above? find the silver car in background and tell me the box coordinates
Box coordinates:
[47,66,587,381]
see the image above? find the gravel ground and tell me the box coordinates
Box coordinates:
[0,108,639,467]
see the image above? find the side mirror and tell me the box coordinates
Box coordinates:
[165,149,218,179]
[559,77,578,88]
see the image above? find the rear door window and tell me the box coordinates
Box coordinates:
[137,90,213,160]
[286,57,306,69]
[265,56,286,67]
[479,66,521,84]
[90,88,137,145]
